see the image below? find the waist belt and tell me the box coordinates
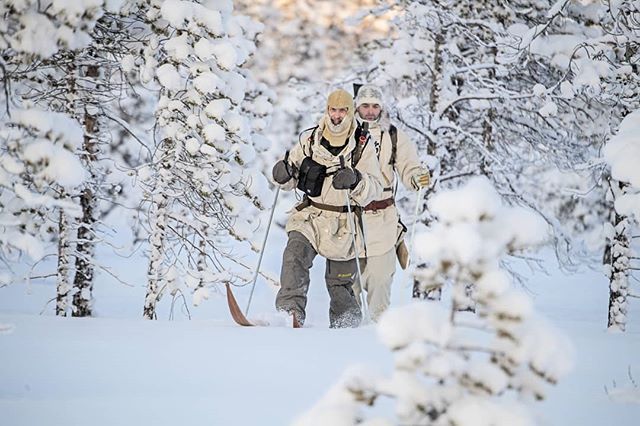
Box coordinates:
[363,197,395,212]
[296,196,360,213]
[296,196,395,213]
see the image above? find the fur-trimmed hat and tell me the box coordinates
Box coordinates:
[355,84,383,108]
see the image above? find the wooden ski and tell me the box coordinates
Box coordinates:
[225,283,254,326]
[225,283,301,328]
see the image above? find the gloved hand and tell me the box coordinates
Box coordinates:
[332,167,361,190]
[272,160,294,184]
[411,169,430,190]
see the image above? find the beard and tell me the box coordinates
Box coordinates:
[357,111,381,122]
[331,116,344,126]
[328,116,350,134]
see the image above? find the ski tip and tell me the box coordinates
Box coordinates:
[225,283,254,327]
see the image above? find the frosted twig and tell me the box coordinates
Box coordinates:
[437,93,534,120]
[629,367,638,388]
[95,263,135,287]
[0,61,10,117]
[39,297,56,315]
[169,289,191,320]
[25,254,57,291]
[27,274,57,280]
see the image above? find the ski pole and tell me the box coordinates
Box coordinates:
[409,175,437,254]
[340,156,369,322]
[403,185,425,297]
[406,176,437,296]
[408,185,425,255]
[245,186,280,315]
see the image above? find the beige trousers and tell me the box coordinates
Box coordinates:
[353,248,397,322]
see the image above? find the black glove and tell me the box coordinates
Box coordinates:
[332,167,361,190]
[272,160,294,184]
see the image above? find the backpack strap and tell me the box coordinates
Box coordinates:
[388,124,397,167]
[308,126,317,157]
[298,125,319,157]
[351,122,370,168]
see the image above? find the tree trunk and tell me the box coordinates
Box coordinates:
[72,65,99,317]
[56,209,72,316]
[72,184,96,317]
[428,32,444,118]
[481,46,497,175]
[143,138,179,319]
[605,178,629,331]
[197,223,208,290]
[427,29,445,155]
[412,29,446,301]
[144,192,168,319]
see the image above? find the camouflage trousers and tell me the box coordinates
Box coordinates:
[275,231,361,328]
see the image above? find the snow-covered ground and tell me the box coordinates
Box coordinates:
[1,218,639,425]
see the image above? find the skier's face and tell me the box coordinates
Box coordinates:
[357,103,382,121]
[328,107,349,125]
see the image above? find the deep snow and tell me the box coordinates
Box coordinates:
[1,214,639,425]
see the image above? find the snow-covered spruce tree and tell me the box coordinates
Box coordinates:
[296,177,572,426]
[130,0,272,319]
[0,0,114,315]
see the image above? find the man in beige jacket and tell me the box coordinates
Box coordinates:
[352,84,431,321]
[271,89,384,328]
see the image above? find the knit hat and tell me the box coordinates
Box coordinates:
[322,89,355,147]
[327,89,353,110]
[355,84,383,108]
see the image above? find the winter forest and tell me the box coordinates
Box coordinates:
[1,0,639,425]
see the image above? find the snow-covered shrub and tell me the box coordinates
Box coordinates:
[296,177,573,425]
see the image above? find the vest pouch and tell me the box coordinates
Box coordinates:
[297,156,327,197]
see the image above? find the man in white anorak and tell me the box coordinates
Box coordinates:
[352,84,430,321]
[271,89,384,328]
